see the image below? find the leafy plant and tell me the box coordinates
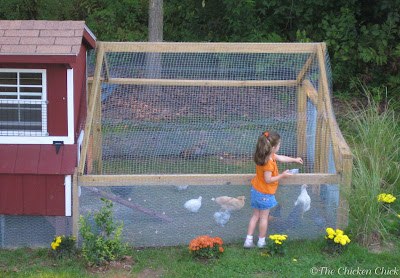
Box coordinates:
[265,234,288,256]
[188,235,224,259]
[324,228,351,255]
[50,235,76,259]
[79,197,128,266]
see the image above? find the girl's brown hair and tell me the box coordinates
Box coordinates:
[253,131,281,166]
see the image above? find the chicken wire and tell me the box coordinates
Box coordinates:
[84,44,328,175]
[77,182,341,248]
[0,215,72,248]
[72,43,343,248]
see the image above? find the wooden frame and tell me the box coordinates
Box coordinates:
[73,41,352,239]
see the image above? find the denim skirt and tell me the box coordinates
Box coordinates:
[251,187,278,210]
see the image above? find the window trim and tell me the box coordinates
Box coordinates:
[0,68,47,136]
[0,68,74,144]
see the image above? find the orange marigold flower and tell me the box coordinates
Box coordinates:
[219,247,224,252]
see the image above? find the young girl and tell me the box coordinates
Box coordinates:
[244,131,303,248]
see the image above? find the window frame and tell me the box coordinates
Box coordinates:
[0,68,75,145]
[0,68,48,136]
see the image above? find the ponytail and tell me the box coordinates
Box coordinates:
[253,131,281,166]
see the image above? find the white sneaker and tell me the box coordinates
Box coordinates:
[257,241,266,248]
[243,240,255,248]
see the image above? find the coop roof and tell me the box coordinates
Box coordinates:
[0,20,96,62]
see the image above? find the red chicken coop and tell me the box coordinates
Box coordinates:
[0,20,95,222]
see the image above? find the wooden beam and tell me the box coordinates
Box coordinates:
[78,173,341,186]
[78,43,105,175]
[302,80,318,106]
[85,187,172,222]
[297,53,315,83]
[314,68,325,173]
[337,157,352,229]
[316,43,342,172]
[92,83,102,174]
[103,53,111,82]
[297,85,307,159]
[87,77,297,87]
[72,168,79,243]
[102,42,319,54]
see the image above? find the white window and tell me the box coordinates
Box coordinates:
[0,69,47,136]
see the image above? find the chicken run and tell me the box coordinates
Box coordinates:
[74,42,352,248]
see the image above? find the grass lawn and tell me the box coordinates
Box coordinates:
[0,238,399,277]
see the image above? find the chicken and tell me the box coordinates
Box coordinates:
[184,196,202,213]
[294,184,311,218]
[213,210,231,227]
[211,196,246,211]
[179,141,207,159]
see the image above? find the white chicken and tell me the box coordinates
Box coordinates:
[184,196,202,213]
[213,210,231,227]
[211,196,246,211]
[294,184,311,218]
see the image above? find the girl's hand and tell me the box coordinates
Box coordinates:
[281,170,293,178]
[294,157,303,164]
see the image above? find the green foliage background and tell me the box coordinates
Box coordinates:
[1,0,400,98]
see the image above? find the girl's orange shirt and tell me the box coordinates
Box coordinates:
[251,153,279,194]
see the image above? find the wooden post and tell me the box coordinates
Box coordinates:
[72,168,79,242]
[297,85,307,160]
[92,83,102,174]
[314,70,324,174]
[316,44,342,173]
[337,157,352,229]
[78,43,105,175]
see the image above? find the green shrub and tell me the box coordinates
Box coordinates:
[79,197,128,266]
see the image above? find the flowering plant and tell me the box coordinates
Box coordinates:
[50,235,76,259]
[324,228,350,254]
[188,236,224,259]
[377,193,396,204]
[266,234,288,256]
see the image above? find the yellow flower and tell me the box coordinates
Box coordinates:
[293,259,297,262]
[398,214,400,218]
[335,229,344,235]
[378,193,396,203]
[326,228,335,235]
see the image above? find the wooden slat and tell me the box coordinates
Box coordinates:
[72,168,79,241]
[316,44,342,172]
[92,83,102,174]
[78,44,105,175]
[103,53,110,82]
[297,85,307,159]
[337,157,352,229]
[88,77,297,87]
[102,42,319,54]
[297,53,315,83]
[78,173,341,186]
[302,80,318,106]
[314,72,325,173]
